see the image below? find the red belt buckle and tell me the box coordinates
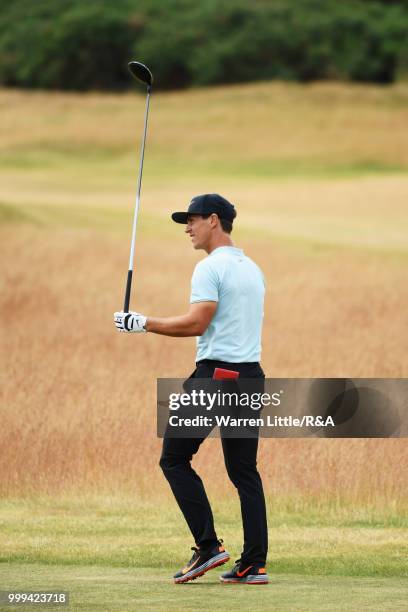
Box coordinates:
[213,368,240,380]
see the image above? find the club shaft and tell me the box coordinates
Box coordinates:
[124,85,151,312]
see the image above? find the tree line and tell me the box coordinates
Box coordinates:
[0,0,407,91]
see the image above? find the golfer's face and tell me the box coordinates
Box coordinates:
[185,215,212,250]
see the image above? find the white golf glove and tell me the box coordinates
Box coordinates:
[114,311,147,333]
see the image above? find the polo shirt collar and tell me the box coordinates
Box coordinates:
[209,246,244,257]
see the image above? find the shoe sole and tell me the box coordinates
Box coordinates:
[174,552,230,584]
[220,575,269,585]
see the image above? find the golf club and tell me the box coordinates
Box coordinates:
[123,61,153,312]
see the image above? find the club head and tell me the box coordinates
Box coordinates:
[128,61,153,87]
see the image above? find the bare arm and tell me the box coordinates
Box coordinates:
[145,302,217,337]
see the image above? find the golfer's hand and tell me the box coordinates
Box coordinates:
[114,311,147,333]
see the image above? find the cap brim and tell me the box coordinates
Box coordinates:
[171,212,189,224]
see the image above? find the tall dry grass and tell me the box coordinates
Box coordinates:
[1,82,408,167]
[1,225,407,507]
[1,82,408,507]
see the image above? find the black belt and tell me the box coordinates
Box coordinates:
[196,359,260,367]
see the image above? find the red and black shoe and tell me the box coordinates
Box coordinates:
[220,560,268,584]
[173,540,230,584]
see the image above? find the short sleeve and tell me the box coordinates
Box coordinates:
[190,261,219,303]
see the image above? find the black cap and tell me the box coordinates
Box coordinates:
[171,194,237,224]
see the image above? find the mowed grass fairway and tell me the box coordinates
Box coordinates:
[0,496,407,611]
[1,82,408,610]
[1,567,407,612]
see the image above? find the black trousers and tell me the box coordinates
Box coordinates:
[159,359,268,566]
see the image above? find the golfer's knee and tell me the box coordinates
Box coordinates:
[159,454,187,475]
[226,469,242,488]
[159,454,171,474]
[225,461,258,488]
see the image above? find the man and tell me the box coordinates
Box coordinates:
[114,193,268,585]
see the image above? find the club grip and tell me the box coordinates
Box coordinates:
[123,269,133,313]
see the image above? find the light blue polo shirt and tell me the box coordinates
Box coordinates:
[190,246,265,363]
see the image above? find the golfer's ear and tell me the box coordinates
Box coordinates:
[209,213,219,227]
